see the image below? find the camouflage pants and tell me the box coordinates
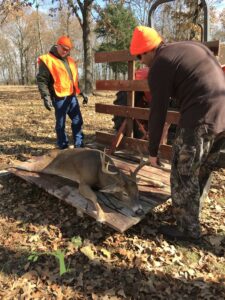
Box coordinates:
[171,125,225,238]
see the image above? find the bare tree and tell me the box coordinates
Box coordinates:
[0,4,83,84]
[126,0,153,25]
[4,9,41,84]
[0,0,31,25]
[67,0,94,94]
[35,0,43,53]
[0,38,18,83]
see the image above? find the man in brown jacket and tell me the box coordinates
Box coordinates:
[130,26,225,241]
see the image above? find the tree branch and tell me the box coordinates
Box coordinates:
[67,0,82,27]
[77,0,84,14]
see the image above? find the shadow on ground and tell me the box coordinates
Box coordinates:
[0,244,224,299]
[0,174,224,259]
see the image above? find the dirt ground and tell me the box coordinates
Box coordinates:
[0,85,224,299]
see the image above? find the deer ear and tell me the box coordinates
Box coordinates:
[100,184,122,194]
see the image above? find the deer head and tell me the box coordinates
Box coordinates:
[99,151,149,216]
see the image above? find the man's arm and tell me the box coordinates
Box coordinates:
[36,60,53,111]
[36,60,52,99]
[148,57,174,158]
[79,91,89,105]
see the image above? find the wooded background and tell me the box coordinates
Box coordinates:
[0,0,224,93]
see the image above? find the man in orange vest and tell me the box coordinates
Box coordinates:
[36,36,84,149]
[130,26,225,241]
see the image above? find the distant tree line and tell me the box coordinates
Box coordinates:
[0,0,224,92]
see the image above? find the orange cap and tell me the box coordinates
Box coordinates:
[57,36,73,49]
[130,26,162,55]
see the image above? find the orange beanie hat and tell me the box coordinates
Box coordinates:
[130,26,162,55]
[57,36,73,49]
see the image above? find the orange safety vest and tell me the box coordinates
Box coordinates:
[38,53,80,97]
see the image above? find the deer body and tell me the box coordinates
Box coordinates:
[13,148,144,222]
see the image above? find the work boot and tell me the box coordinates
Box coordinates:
[158,225,201,242]
[59,144,69,150]
[75,142,84,148]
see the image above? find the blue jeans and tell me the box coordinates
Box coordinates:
[52,95,83,149]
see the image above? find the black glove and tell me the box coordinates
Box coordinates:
[82,95,88,105]
[80,92,88,105]
[43,96,52,111]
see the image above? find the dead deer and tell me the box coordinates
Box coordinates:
[12,148,148,223]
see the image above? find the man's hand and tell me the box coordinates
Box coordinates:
[43,96,52,111]
[82,95,88,105]
[148,156,159,167]
[80,92,88,105]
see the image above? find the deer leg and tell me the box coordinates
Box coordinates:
[78,183,105,223]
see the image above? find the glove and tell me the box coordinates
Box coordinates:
[43,96,52,111]
[82,95,88,105]
[80,92,88,105]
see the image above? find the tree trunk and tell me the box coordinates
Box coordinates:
[67,0,94,94]
[19,50,25,85]
[36,1,43,53]
[82,2,93,94]
[24,52,30,84]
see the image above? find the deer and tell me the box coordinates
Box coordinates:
[12,148,149,223]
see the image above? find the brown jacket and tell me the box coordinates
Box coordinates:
[148,41,225,156]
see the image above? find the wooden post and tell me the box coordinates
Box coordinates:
[126,60,135,137]
[107,119,127,155]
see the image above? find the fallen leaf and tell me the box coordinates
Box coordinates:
[80,245,95,260]
[100,248,111,259]
[208,235,223,247]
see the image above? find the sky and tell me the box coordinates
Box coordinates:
[38,0,225,13]
[216,1,225,11]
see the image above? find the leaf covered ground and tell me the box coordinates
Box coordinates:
[0,86,224,300]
